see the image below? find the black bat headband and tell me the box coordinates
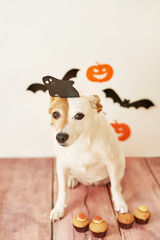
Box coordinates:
[27,69,80,94]
[42,76,79,98]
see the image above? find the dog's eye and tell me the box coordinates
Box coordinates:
[75,113,85,120]
[52,111,61,119]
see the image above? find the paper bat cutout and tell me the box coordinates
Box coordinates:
[42,76,79,98]
[27,83,47,93]
[62,69,79,81]
[103,88,155,109]
[26,68,80,93]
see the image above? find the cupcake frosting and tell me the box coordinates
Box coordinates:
[72,213,90,228]
[117,213,135,224]
[134,206,151,221]
[89,216,109,233]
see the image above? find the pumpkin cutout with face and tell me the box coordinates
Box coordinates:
[111,121,131,141]
[86,62,113,82]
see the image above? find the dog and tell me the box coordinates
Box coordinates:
[49,95,128,222]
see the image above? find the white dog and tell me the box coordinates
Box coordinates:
[49,95,128,222]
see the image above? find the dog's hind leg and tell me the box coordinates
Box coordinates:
[67,174,79,188]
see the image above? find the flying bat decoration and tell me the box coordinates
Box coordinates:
[26,68,80,93]
[42,76,79,98]
[103,88,155,109]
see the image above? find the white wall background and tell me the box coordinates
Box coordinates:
[0,0,160,157]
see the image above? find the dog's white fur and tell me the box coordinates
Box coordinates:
[49,95,128,222]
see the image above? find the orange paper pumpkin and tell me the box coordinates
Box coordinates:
[86,62,113,82]
[111,121,131,141]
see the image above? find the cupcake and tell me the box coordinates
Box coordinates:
[72,213,90,232]
[134,206,151,224]
[117,213,135,229]
[89,216,109,238]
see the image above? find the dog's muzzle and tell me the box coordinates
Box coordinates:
[56,133,69,144]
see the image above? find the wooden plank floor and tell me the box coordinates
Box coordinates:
[0,157,160,240]
[0,158,52,240]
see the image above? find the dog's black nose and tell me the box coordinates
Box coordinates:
[56,133,69,144]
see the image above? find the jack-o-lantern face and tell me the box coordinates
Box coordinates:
[86,62,113,82]
[111,121,131,141]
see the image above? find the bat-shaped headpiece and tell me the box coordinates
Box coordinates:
[26,68,80,96]
[42,76,79,98]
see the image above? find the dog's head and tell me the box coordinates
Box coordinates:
[48,95,103,147]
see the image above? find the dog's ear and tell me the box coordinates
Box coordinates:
[88,95,103,113]
[48,97,56,114]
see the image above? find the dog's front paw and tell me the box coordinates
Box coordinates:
[115,200,128,213]
[50,206,65,222]
[67,175,79,188]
